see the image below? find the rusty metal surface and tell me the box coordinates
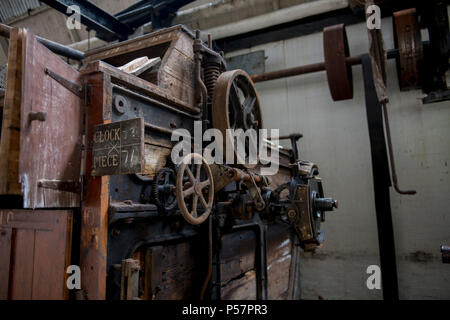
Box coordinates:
[18,30,83,208]
[212,69,263,167]
[252,61,325,83]
[393,8,423,91]
[323,23,353,101]
[176,153,214,225]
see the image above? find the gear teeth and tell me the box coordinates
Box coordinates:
[152,168,176,211]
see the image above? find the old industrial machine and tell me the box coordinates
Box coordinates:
[0,22,338,300]
[0,0,447,300]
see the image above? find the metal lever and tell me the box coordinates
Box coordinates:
[381,103,416,195]
[267,133,303,162]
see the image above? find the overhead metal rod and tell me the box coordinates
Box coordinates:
[250,47,409,83]
[0,23,85,61]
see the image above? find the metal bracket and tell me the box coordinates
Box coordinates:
[44,68,83,98]
[37,179,81,194]
[245,173,266,211]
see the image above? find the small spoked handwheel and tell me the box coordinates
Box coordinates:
[176,153,214,225]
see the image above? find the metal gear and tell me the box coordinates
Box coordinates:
[152,168,177,212]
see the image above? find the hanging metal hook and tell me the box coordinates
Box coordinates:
[381,102,416,195]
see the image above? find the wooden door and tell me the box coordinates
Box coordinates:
[19,30,84,208]
[0,210,73,300]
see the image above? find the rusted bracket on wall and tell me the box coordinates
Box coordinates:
[37,179,81,194]
[44,68,83,98]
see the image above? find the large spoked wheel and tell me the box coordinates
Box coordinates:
[212,69,263,168]
[176,153,214,225]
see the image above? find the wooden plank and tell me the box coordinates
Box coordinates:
[18,30,83,208]
[32,212,72,300]
[220,230,256,285]
[144,246,163,300]
[159,70,195,107]
[83,25,187,64]
[9,228,35,300]
[157,32,195,108]
[0,209,73,300]
[118,57,161,76]
[81,61,200,114]
[266,224,293,300]
[80,71,110,300]
[0,227,12,299]
[159,241,197,300]
[0,28,23,195]
[219,224,294,300]
[120,259,140,300]
[221,270,257,300]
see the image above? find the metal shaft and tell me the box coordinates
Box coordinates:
[251,55,362,83]
[251,47,406,84]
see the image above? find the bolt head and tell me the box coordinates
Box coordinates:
[287,209,297,219]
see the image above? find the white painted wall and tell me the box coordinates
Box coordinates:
[227,17,450,299]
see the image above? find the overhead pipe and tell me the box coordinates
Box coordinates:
[0,22,85,61]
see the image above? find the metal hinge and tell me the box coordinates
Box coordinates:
[44,68,83,98]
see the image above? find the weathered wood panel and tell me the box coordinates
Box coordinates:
[220,224,294,300]
[159,241,197,300]
[157,32,195,106]
[266,224,293,300]
[18,30,83,208]
[83,26,180,64]
[0,209,73,300]
[82,61,199,114]
[83,26,197,109]
[0,227,12,299]
[80,71,110,300]
[222,270,257,300]
[0,28,24,195]
[220,230,256,285]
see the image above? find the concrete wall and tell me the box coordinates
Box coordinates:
[226,17,450,299]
